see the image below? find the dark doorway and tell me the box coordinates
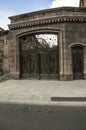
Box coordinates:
[19,33,59,80]
[72,46,83,79]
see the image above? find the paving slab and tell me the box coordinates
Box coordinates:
[0,80,86,106]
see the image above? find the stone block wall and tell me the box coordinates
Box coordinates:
[64,23,86,80]
[0,30,10,79]
[8,7,86,80]
[0,7,86,81]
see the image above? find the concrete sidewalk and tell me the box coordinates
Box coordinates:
[0,80,86,106]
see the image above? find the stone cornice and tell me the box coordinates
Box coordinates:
[9,16,86,30]
[9,7,86,21]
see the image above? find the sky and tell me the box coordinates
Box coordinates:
[0,0,80,29]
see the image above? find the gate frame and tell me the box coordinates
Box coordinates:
[69,43,86,80]
[16,29,62,80]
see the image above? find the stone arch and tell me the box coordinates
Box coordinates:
[17,28,60,38]
[69,43,86,48]
[16,29,60,79]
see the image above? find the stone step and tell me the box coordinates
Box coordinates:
[51,97,86,102]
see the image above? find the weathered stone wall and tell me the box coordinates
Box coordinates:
[3,34,9,74]
[8,24,64,79]
[0,31,9,79]
[64,23,86,80]
[0,7,85,80]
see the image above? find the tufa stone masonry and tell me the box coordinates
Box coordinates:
[0,0,86,81]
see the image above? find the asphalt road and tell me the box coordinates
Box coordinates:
[0,103,86,130]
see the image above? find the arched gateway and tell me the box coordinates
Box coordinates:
[19,32,59,79]
[0,6,86,80]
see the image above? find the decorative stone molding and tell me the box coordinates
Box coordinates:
[69,43,86,48]
[9,16,86,30]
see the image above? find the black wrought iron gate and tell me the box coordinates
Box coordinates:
[20,48,59,79]
[19,34,59,79]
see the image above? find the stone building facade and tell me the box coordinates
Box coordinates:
[0,3,86,80]
[80,0,86,7]
[0,28,9,78]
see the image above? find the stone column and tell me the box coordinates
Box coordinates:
[79,0,86,7]
[9,31,19,79]
[59,30,64,80]
[59,30,73,80]
[83,47,86,79]
[3,35,9,74]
